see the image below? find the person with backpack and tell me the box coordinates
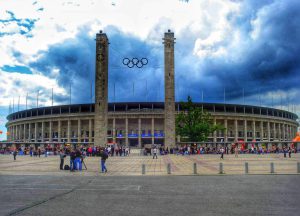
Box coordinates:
[100,148,108,173]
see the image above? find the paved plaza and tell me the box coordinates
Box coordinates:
[0,153,299,176]
[0,175,300,216]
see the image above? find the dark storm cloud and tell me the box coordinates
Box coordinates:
[28,0,300,107]
[175,0,300,105]
[29,25,164,104]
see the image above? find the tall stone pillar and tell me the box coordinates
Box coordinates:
[94,30,108,147]
[163,30,176,148]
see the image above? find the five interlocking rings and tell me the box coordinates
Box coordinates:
[122,58,148,68]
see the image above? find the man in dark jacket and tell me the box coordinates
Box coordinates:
[70,150,76,171]
[100,149,108,173]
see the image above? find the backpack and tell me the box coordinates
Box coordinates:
[64,165,70,170]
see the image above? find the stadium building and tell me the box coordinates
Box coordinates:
[5,30,299,149]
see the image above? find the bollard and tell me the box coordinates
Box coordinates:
[245,162,249,174]
[167,163,171,174]
[193,163,197,174]
[297,162,300,174]
[219,162,224,174]
[142,164,145,175]
[270,162,275,174]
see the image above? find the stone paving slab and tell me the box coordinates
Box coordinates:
[0,153,299,176]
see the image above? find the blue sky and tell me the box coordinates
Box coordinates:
[0,0,300,140]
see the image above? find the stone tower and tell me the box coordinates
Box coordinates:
[163,30,176,148]
[94,30,109,146]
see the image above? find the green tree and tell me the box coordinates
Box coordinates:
[176,96,225,142]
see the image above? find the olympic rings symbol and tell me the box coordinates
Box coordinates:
[122,58,148,68]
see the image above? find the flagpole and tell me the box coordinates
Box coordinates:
[133,82,135,97]
[146,80,148,102]
[69,82,71,105]
[113,82,116,102]
[13,97,15,112]
[51,88,53,106]
[224,88,226,104]
[202,91,204,102]
[18,96,20,111]
[243,88,245,105]
[37,91,39,108]
[26,93,28,110]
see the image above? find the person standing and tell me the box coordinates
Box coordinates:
[220,147,224,159]
[153,147,158,159]
[69,150,76,171]
[59,150,66,170]
[100,149,108,173]
[283,147,287,158]
[38,148,41,158]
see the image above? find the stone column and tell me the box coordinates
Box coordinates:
[273,122,276,140]
[28,123,31,141]
[138,118,141,148]
[244,120,247,142]
[125,118,129,146]
[67,120,71,143]
[88,119,92,143]
[94,30,109,147]
[77,119,81,143]
[267,122,270,141]
[213,118,217,142]
[252,120,256,140]
[163,30,176,148]
[23,124,26,142]
[283,124,286,141]
[49,121,53,142]
[58,120,61,142]
[41,122,44,142]
[260,121,264,141]
[234,119,238,142]
[16,125,19,141]
[112,118,116,144]
[34,122,38,142]
[151,118,155,145]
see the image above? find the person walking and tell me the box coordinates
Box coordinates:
[59,150,66,170]
[13,149,17,161]
[288,147,292,158]
[153,147,158,159]
[234,146,239,158]
[220,147,224,159]
[100,149,108,173]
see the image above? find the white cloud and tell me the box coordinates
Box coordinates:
[0,69,67,108]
